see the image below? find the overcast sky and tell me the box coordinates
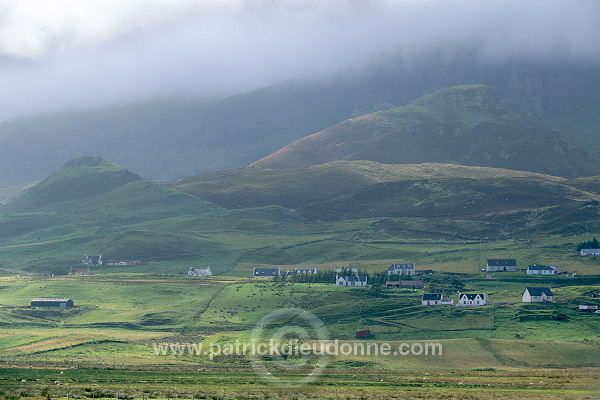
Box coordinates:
[0,0,598,122]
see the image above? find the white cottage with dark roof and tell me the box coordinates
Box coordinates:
[522,287,554,303]
[387,263,416,276]
[421,294,453,305]
[485,259,517,272]
[526,265,556,275]
[457,293,487,306]
[336,275,368,287]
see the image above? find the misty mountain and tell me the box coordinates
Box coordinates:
[252,85,600,178]
[0,55,599,188]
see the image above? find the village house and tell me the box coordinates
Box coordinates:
[580,249,600,256]
[188,267,212,276]
[69,267,90,275]
[81,255,102,265]
[253,267,280,277]
[385,280,424,289]
[485,259,517,272]
[457,293,487,306]
[105,259,145,266]
[421,294,453,306]
[526,265,557,275]
[294,268,317,274]
[336,275,368,287]
[387,263,416,276]
[522,287,554,303]
[31,298,74,309]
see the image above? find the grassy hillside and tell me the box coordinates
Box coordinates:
[2,156,599,276]
[175,161,600,239]
[252,85,600,178]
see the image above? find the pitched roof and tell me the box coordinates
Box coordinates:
[253,268,280,276]
[459,293,485,300]
[388,263,415,271]
[527,265,555,270]
[31,298,71,302]
[422,293,442,301]
[339,275,367,282]
[525,287,553,297]
[487,259,517,266]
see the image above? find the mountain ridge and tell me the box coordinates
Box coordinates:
[0,55,599,188]
[251,85,600,178]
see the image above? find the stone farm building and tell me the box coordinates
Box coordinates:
[31,298,74,309]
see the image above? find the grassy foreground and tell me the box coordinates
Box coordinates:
[1,365,599,399]
[0,272,599,399]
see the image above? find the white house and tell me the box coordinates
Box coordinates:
[188,267,212,276]
[82,255,102,265]
[526,265,556,275]
[457,293,487,306]
[485,259,517,272]
[421,293,453,305]
[387,263,416,276]
[294,268,317,274]
[522,287,554,303]
[580,249,600,256]
[336,275,367,287]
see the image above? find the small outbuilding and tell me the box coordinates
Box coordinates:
[422,294,453,305]
[386,280,424,289]
[355,330,371,338]
[31,298,74,309]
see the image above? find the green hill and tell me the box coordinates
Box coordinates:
[176,161,596,218]
[0,157,229,271]
[252,85,600,178]
[0,156,141,213]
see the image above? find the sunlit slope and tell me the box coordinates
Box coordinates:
[252,85,600,178]
[0,157,226,267]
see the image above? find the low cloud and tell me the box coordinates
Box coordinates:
[0,0,598,122]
